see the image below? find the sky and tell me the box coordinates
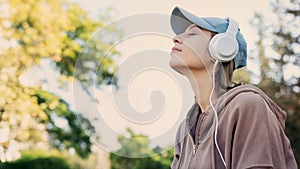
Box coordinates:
[70,0,271,49]
[68,0,271,150]
[19,0,299,155]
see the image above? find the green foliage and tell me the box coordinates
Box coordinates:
[110,154,173,169]
[0,149,72,169]
[115,128,152,157]
[110,128,173,169]
[55,3,120,87]
[233,67,251,84]
[0,157,71,169]
[33,88,95,158]
[0,148,98,169]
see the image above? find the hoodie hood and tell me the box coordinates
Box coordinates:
[217,84,287,128]
[186,84,287,132]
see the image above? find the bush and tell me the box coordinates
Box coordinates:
[0,149,83,169]
[0,149,99,169]
[0,157,72,169]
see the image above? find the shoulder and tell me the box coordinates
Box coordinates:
[227,84,267,107]
[224,85,270,120]
[233,91,265,107]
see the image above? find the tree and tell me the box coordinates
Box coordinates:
[0,0,119,161]
[270,0,300,165]
[110,128,173,169]
[250,0,300,165]
[34,88,95,158]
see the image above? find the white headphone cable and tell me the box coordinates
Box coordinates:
[209,60,227,167]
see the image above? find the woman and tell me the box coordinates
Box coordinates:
[169,6,297,169]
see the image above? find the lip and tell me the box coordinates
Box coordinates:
[171,46,182,52]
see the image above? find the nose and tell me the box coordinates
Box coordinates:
[172,35,182,44]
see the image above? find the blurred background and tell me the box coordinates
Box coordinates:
[0,0,299,168]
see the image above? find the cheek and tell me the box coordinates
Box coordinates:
[183,44,207,64]
[187,39,211,61]
[186,40,209,56]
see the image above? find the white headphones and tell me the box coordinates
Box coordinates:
[209,17,239,62]
[208,18,240,167]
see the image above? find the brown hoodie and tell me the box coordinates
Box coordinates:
[171,85,297,169]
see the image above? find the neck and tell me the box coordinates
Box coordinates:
[186,70,218,112]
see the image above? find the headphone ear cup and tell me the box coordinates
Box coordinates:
[209,33,239,62]
[209,34,222,61]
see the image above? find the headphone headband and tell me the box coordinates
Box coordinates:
[209,17,239,62]
[225,17,239,37]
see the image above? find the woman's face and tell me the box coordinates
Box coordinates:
[169,24,213,74]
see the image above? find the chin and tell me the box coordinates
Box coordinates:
[169,60,186,75]
[169,56,180,68]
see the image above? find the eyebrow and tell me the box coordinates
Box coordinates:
[187,24,197,30]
